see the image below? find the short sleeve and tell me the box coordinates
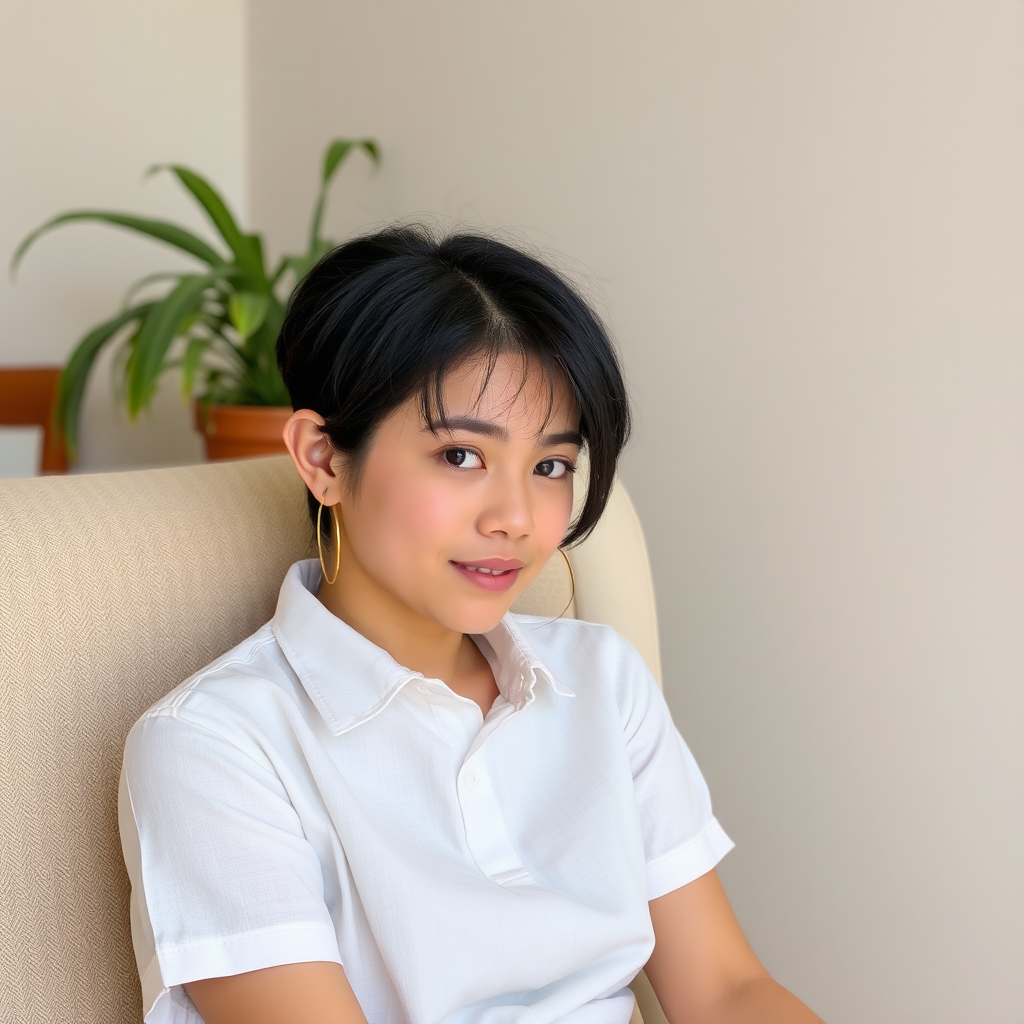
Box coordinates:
[618,646,734,900]
[119,709,341,1024]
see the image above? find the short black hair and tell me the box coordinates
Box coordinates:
[277,225,631,547]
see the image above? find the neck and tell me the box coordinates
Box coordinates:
[316,535,479,686]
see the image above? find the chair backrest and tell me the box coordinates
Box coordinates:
[0,366,68,473]
[0,456,662,1024]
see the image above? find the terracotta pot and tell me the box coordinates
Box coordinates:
[193,403,292,461]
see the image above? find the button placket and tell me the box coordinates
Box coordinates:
[457,729,534,885]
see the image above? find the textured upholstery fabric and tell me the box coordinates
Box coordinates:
[0,455,666,1024]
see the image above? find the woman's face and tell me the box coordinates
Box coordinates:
[335,353,581,636]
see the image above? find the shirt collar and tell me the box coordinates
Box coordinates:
[271,559,574,736]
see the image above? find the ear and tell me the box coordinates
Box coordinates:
[283,410,343,505]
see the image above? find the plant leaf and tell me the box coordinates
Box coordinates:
[126,270,231,416]
[10,211,225,277]
[323,138,379,183]
[287,254,315,288]
[148,164,242,251]
[269,255,290,288]
[148,165,267,287]
[123,270,187,307]
[307,138,379,252]
[55,302,155,461]
[228,291,270,340]
[278,243,334,291]
[180,335,212,398]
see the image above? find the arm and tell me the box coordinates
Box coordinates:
[185,961,369,1024]
[643,870,825,1024]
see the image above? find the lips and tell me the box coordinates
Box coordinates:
[450,557,523,593]
[454,558,523,573]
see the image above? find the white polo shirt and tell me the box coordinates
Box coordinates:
[120,559,733,1024]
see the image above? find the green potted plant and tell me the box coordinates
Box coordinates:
[12,138,379,463]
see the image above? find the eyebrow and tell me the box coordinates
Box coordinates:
[425,416,582,448]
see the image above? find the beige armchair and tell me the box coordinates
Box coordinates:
[0,456,668,1024]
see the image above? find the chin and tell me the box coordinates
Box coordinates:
[439,599,516,637]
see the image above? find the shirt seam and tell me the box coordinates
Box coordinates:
[159,921,338,956]
[134,710,289,785]
[644,817,723,869]
[139,632,279,718]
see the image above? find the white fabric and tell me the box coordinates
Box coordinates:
[120,560,733,1024]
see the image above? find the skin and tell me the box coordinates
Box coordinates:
[185,354,825,1024]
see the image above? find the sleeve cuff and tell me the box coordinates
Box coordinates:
[645,817,735,900]
[142,923,342,1023]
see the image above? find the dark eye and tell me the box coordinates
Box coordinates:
[444,448,482,469]
[535,459,569,479]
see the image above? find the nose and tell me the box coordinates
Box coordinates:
[476,470,534,540]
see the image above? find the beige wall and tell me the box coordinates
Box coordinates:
[0,0,246,469]
[247,3,1024,1022]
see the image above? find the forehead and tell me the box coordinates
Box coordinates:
[435,351,578,431]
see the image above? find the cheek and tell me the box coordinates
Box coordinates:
[395,480,466,551]
[533,482,576,551]
[349,471,470,568]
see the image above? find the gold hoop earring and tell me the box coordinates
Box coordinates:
[558,547,575,616]
[317,490,342,585]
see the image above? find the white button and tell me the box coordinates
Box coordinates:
[465,770,480,791]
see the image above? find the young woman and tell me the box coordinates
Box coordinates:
[119,227,823,1024]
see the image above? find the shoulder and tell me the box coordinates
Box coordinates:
[512,613,647,665]
[133,621,295,720]
[124,621,303,777]
[510,614,655,706]
[510,612,625,652]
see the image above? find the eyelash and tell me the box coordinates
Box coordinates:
[441,448,576,478]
